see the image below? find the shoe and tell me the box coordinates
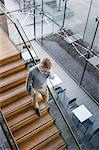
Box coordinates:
[35,108,41,117]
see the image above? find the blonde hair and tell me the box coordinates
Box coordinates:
[41,58,52,69]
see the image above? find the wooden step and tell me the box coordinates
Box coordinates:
[0,83,27,107]
[18,123,59,150]
[0,70,27,93]
[2,93,44,118]
[2,95,32,118]
[40,136,66,150]
[0,52,21,66]
[14,114,53,144]
[7,103,48,131]
[0,59,26,78]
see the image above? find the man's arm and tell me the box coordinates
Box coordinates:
[26,69,33,93]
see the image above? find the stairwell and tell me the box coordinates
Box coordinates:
[0,27,66,150]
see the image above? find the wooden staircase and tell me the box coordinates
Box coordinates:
[0,28,66,149]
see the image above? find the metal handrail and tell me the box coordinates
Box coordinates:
[0,1,38,64]
[0,108,19,150]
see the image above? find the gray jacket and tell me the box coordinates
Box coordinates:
[26,65,49,93]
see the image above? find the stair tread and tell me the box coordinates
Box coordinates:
[40,136,66,150]
[0,70,27,88]
[18,123,59,150]
[0,49,19,60]
[0,83,26,104]
[0,59,25,74]
[0,38,19,49]
[7,103,47,127]
[0,46,18,54]
[13,114,53,141]
[2,95,32,115]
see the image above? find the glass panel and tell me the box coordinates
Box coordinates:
[42,0,65,26]
[79,0,99,102]
[1,1,35,41]
[62,0,92,39]
[83,0,99,54]
[81,60,99,102]
[4,0,20,12]
[35,10,42,39]
[36,0,99,103]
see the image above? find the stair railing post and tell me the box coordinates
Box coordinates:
[80,17,99,85]
[33,0,36,39]
[61,0,69,29]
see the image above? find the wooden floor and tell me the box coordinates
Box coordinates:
[0,28,20,66]
[0,27,19,66]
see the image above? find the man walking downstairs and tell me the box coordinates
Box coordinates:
[26,58,52,117]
